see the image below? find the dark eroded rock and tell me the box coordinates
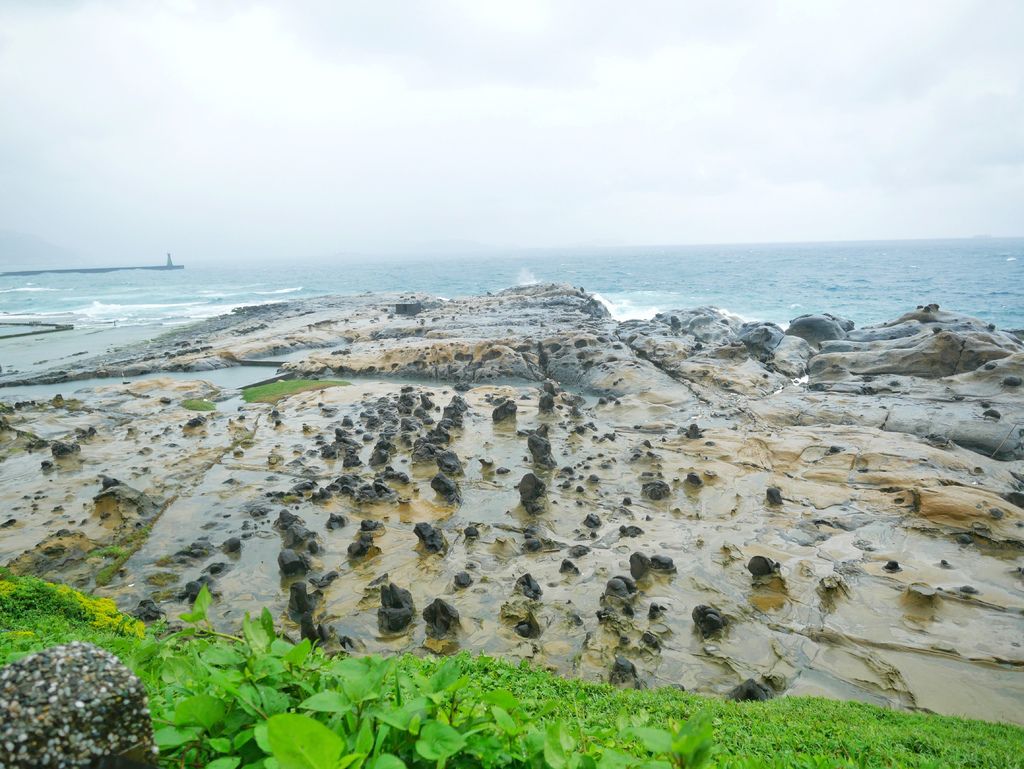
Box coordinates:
[641,480,671,500]
[277,548,309,576]
[430,472,462,505]
[414,522,447,553]
[746,555,779,577]
[728,678,773,702]
[378,583,415,633]
[516,573,543,600]
[518,472,546,514]
[609,655,639,688]
[422,598,460,638]
[692,604,727,638]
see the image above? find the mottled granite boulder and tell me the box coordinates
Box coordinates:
[0,642,156,767]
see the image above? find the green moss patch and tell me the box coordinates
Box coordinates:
[182,398,216,412]
[241,378,350,404]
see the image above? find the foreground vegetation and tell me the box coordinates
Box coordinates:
[242,379,351,404]
[1,572,1021,769]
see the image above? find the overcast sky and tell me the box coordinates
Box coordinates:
[1,0,1022,262]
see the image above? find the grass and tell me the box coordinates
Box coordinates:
[182,398,216,411]
[1,571,1022,769]
[145,571,179,587]
[241,378,350,404]
[422,656,1024,769]
[94,522,159,587]
[87,544,127,560]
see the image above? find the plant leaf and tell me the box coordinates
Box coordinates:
[415,721,467,761]
[630,727,673,755]
[491,706,518,735]
[153,725,203,750]
[368,754,407,769]
[180,584,212,623]
[267,713,344,769]
[284,638,312,666]
[300,690,351,713]
[174,693,226,730]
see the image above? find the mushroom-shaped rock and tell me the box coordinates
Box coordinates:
[609,656,640,688]
[414,522,447,554]
[277,548,309,576]
[436,449,463,475]
[727,678,773,702]
[288,581,313,615]
[650,555,676,572]
[49,438,80,456]
[641,480,671,500]
[378,583,415,633]
[692,604,727,638]
[746,555,779,577]
[422,598,460,638]
[604,575,638,600]
[516,573,543,600]
[513,613,541,639]
[347,532,377,558]
[132,599,164,622]
[430,472,462,505]
[629,552,652,579]
[528,432,557,468]
[518,472,546,514]
[492,399,517,422]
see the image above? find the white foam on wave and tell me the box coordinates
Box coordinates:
[75,300,204,318]
[592,293,661,321]
[1008,257,1018,262]
[57,298,287,327]
[516,268,539,286]
[593,293,773,326]
[0,286,62,293]
[254,286,303,295]
[197,286,303,299]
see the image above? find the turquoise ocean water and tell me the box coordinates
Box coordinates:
[1,238,1022,340]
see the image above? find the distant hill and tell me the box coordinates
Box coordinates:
[0,230,83,271]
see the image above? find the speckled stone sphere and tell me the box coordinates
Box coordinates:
[0,642,157,768]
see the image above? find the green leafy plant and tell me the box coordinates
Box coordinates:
[4,574,1023,769]
[135,586,749,769]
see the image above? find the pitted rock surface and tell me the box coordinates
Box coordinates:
[0,642,156,768]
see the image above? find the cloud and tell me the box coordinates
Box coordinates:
[0,0,1021,263]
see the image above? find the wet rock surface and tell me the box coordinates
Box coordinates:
[1,286,1023,724]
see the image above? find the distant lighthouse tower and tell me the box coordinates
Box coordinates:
[166,253,173,267]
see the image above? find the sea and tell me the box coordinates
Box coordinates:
[1,238,1022,381]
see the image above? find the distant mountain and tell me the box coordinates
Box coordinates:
[0,230,83,271]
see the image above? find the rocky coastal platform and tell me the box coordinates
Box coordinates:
[1,284,1022,723]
